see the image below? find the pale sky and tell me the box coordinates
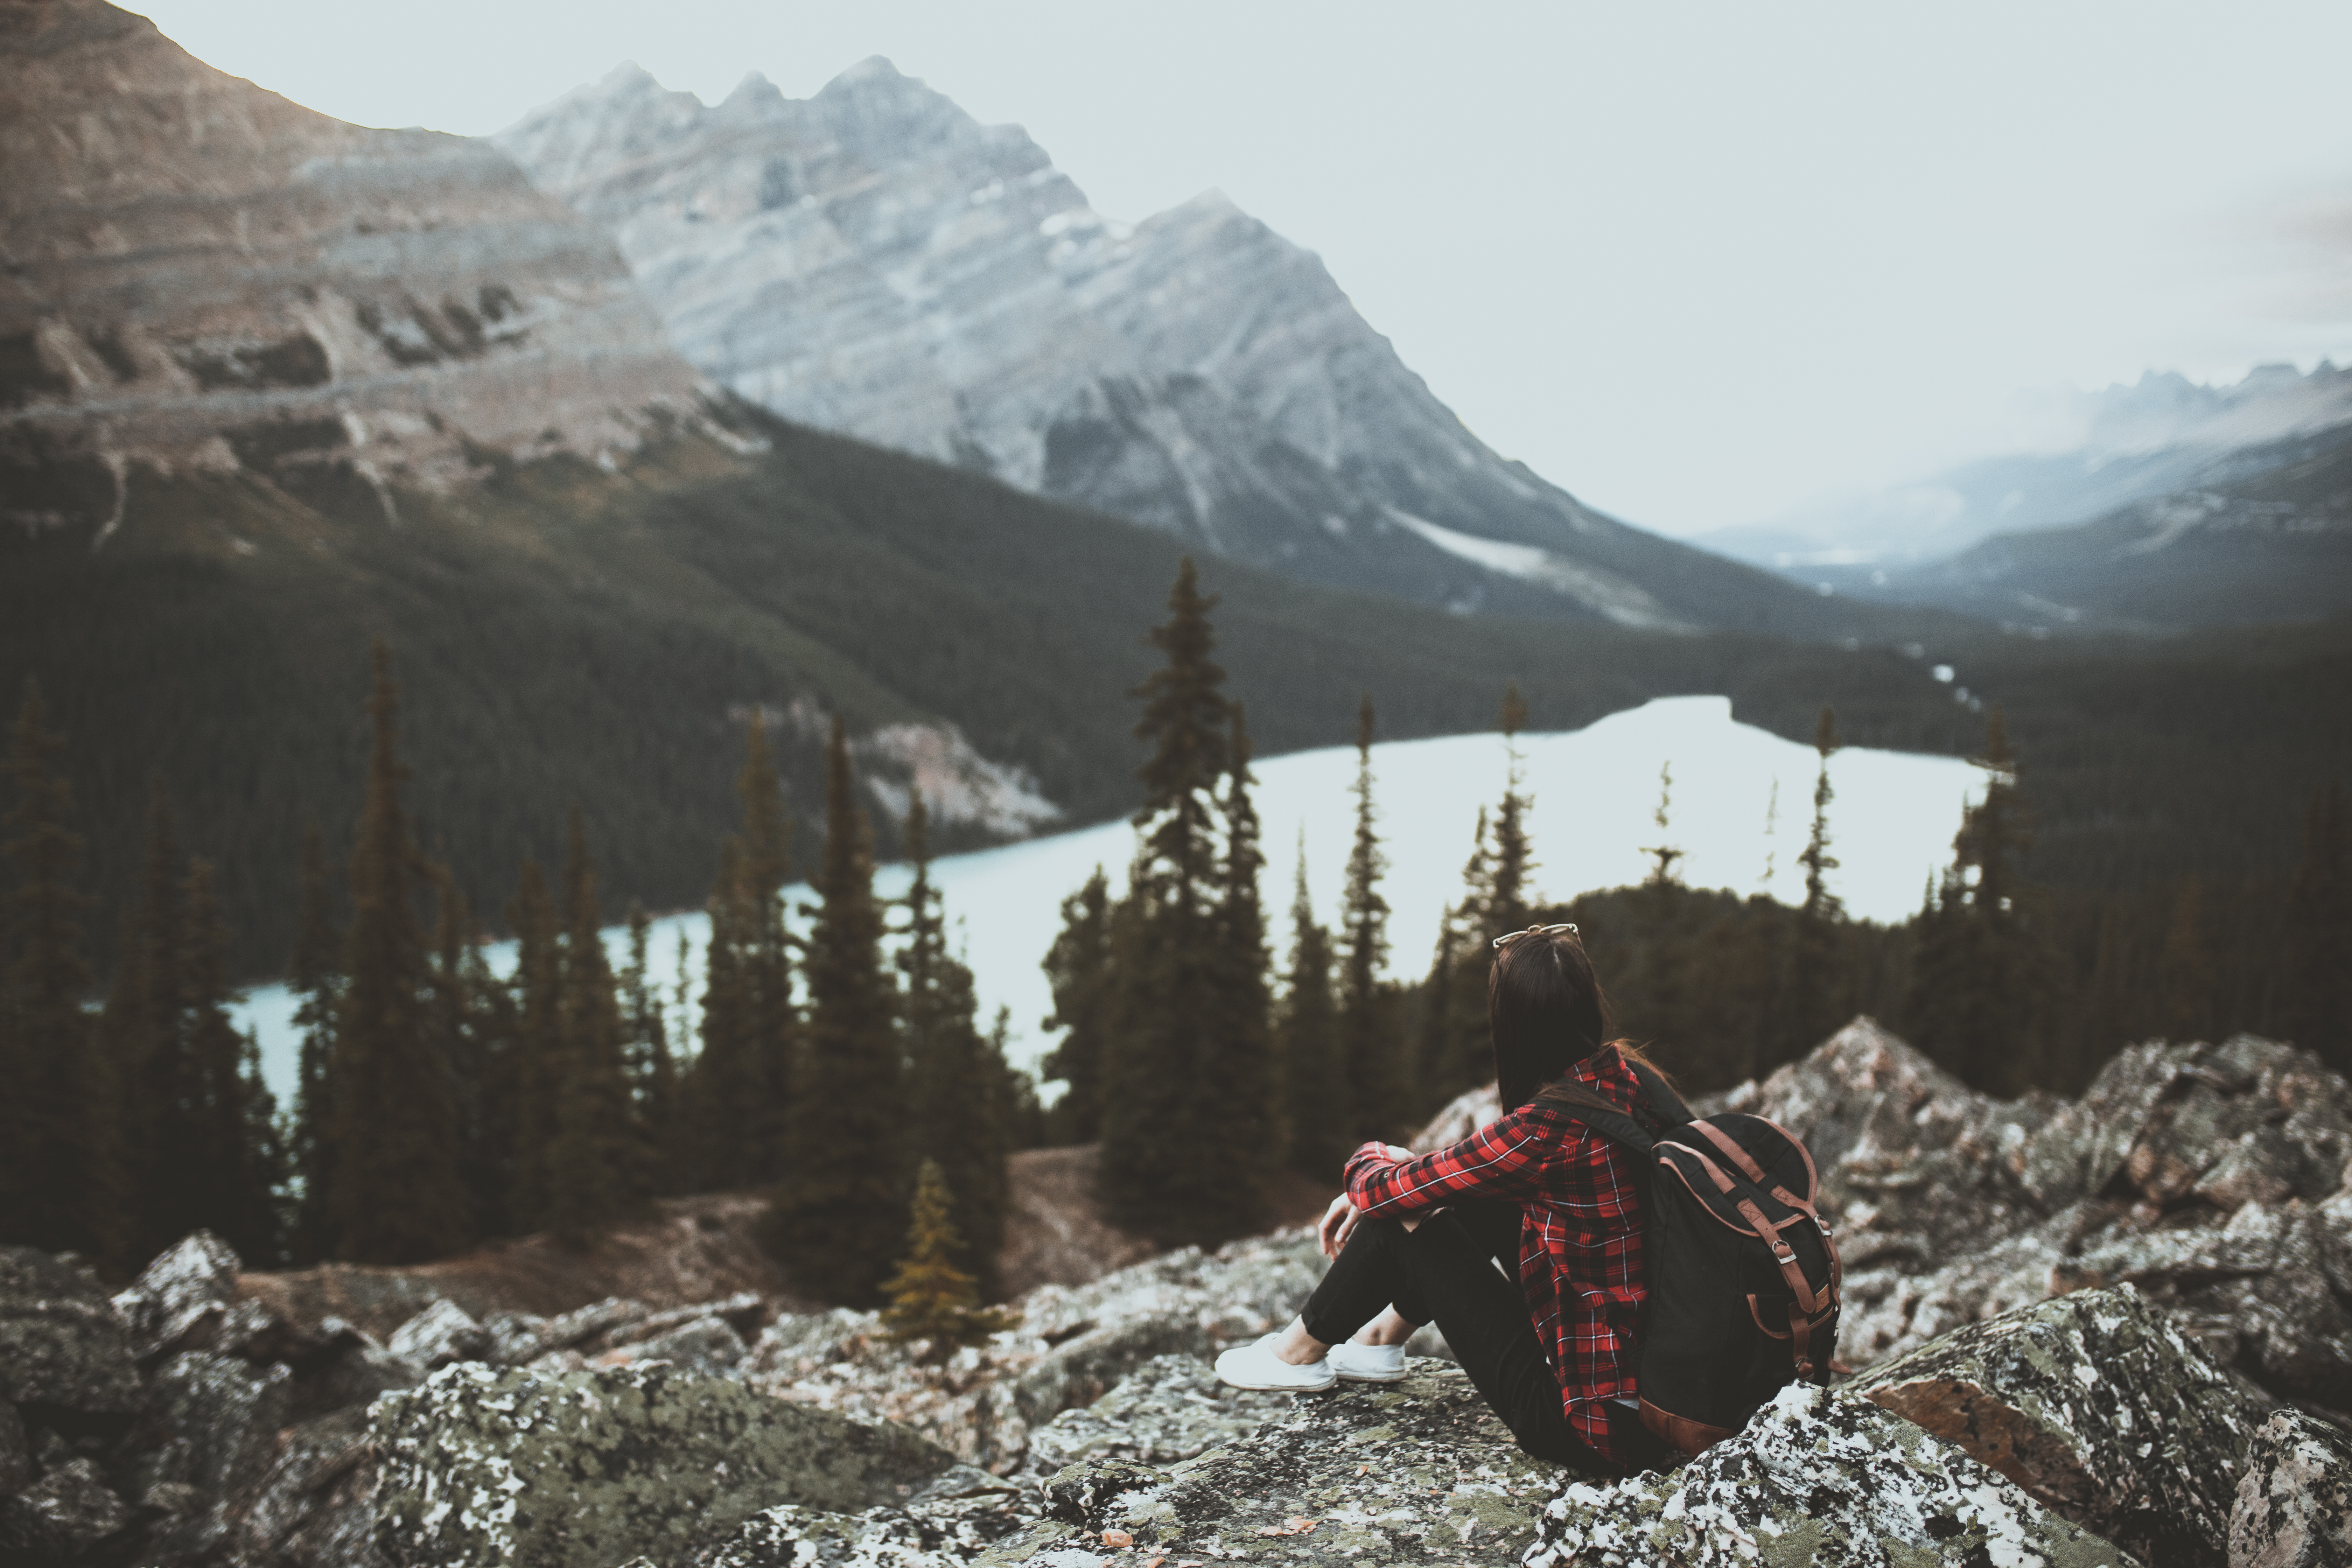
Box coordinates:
[135,1,2352,536]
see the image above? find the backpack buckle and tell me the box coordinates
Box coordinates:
[1815,1216,1834,1238]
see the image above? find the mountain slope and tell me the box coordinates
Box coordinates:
[1792,421,2352,632]
[0,0,708,525]
[491,61,1935,641]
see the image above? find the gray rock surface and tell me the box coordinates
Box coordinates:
[385,1297,489,1368]
[1848,1284,2258,1567]
[2229,1407,2352,1568]
[1525,1382,2137,1568]
[1714,1021,2352,1416]
[0,1397,29,1496]
[124,1351,295,1555]
[481,1309,551,1366]
[112,1229,244,1362]
[0,1244,141,1424]
[1024,1354,1287,1474]
[541,1294,653,1351]
[373,1360,958,1568]
[603,1314,748,1374]
[693,1466,1035,1568]
[227,1404,386,1568]
[14,1456,132,1553]
[984,1359,1567,1568]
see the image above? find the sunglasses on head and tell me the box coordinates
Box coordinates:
[1491,922,1579,950]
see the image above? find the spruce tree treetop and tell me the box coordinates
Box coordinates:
[1131,558,1231,912]
[1800,706,1844,925]
[1489,684,1536,934]
[1342,694,1390,992]
[880,1158,1016,1355]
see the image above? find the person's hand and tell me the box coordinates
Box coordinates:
[1318,1193,1359,1259]
[1381,1143,1415,1164]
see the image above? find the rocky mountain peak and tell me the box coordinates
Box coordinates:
[1,2,710,539]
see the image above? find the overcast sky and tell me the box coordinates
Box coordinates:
[137,1,2352,536]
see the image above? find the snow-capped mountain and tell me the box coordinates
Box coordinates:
[493,61,1907,639]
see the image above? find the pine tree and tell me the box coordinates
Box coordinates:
[287,821,342,1260]
[1099,560,1244,1242]
[1,680,119,1260]
[686,838,757,1192]
[1417,808,1494,1109]
[736,715,795,1182]
[501,865,564,1232]
[1903,708,2054,1096]
[1039,866,1114,1144]
[1339,695,1409,1138]
[1197,705,1278,1226]
[898,790,1010,1295]
[768,712,904,1303]
[545,808,637,1243]
[2280,781,2350,1074]
[112,777,192,1262]
[1640,762,1684,887]
[621,901,680,1196]
[880,1159,1017,1355]
[1277,838,1345,1179]
[1489,684,1536,933]
[180,858,285,1262]
[1773,707,1848,1065]
[325,642,470,1264]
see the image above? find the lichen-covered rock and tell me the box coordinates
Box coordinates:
[1527,1383,2138,1568]
[983,1359,1568,1568]
[372,1361,959,1568]
[385,1297,490,1368]
[1847,1284,2258,1567]
[112,1230,245,1362]
[122,1350,294,1555]
[1025,1355,1286,1473]
[15,1456,133,1553]
[540,1295,653,1352]
[693,1466,1035,1568]
[0,1244,141,1425]
[2228,1408,2352,1568]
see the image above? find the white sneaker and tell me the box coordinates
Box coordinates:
[1214,1334,1337,1392]
[1327,1342,1409,1382]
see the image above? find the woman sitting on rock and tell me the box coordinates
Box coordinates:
[1215,923,1664,1475]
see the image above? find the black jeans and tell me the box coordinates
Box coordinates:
[1297,1200,1656,1474]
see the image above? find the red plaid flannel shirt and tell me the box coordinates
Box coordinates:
[1342,1049,1645,1464]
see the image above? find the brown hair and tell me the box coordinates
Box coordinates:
[1485,926,1675,1116]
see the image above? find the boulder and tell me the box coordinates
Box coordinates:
[693,1465,1036,1568]
[372,1361,959,1568]
[982,1359,1568,1568]
[607,1293,766,1349]
[385,1298,489,1368]
[601,1315,747,1374]
[1525,1383,2138,1568]
[227,1404,386,1568]
[1847,1284,2259,1567]
[122,1350,294,1555]
[111,1230,244,1362]
[1024,1354,1287,1474]
[301,1320,423,1416]
[13,1456,132,1555]
[539,1295,652,1353]
[0,1245,141,1429]
[481,1310,550,1366]
[2228,1408,2352,1568]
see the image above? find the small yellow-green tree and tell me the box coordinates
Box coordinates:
[881,1160,1016,1355]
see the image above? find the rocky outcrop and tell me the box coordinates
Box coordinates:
[1708,1020,2352,1418]
[490,61,1877,637]
[2,0,710,540]
[1022,1354,1287,1474]
[373,1361,957,1568]
[1526,1381,2137,1568]
[0,1245,141,1430]
[986,1359,1563,1568]
[2230,1408,2352,1568]
[1848,1285,2258,1567]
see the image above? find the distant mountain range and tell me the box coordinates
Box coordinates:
[488,60,1931,642]
[1700,364,2352,632]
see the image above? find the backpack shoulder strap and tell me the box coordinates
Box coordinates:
[1625,1057,1693,1128]
[1533,1092,1659,1155]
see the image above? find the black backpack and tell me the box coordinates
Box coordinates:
[1544,1059,1844,1460]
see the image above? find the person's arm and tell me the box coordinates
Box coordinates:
[1343,1109,1553,1217]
